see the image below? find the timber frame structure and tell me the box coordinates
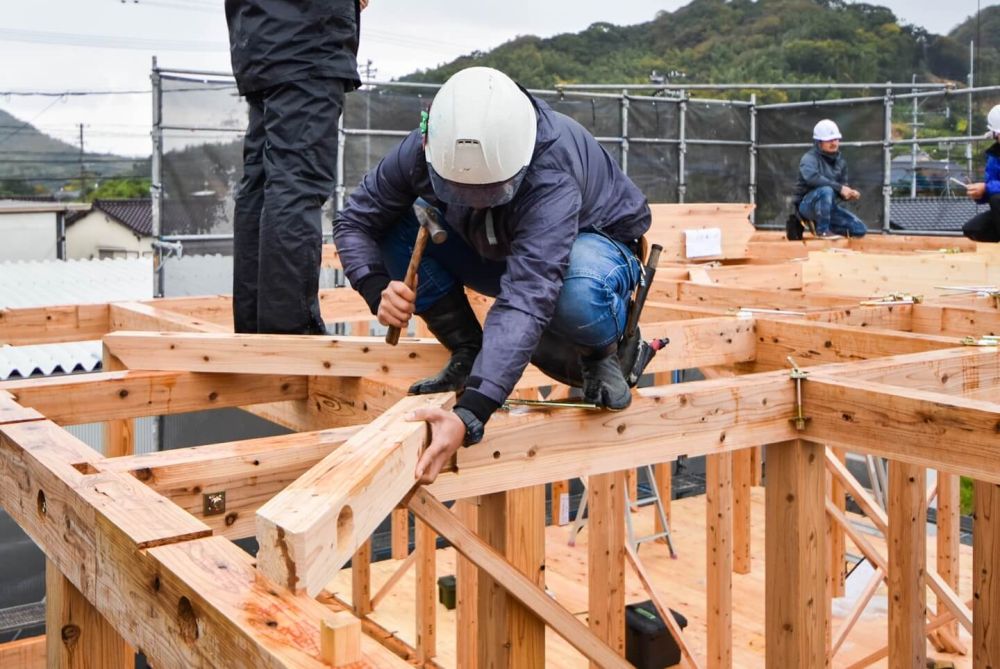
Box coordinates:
[1,204,1000,668]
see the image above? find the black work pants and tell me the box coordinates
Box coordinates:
[962,193,1000,243]
[233,78,345,334]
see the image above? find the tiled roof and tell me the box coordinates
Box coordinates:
[889,197,986,232]
[68,199,153,236]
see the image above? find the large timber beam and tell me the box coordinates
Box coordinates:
[805,374,1000,483]
[257,393,454,596]
[0,303,110,345]
[650,278,855,310]
[1,370,308,425]
[0,419,407,669]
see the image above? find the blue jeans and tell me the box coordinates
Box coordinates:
[380,206,641,351]
[798,186,867,237]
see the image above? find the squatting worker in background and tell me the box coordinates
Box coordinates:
[333,67,652,484]
[962,104,1000,242]
[225,0,366,334]
[793,119,867,240]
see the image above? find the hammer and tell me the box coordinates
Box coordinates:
[385,204,448,345]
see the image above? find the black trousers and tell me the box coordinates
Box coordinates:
[962,193,1000,243]
[232,78,345,334]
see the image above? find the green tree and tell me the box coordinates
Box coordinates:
[85,178,151,202]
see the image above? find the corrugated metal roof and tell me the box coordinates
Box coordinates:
[0,257,153,380]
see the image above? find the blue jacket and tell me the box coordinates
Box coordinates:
[793,144,848,204]
[333,95,651,419]
[980,143,1000,204]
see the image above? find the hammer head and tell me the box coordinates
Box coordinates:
[413,204,448,244]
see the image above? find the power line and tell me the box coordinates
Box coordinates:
[0,27,227,53]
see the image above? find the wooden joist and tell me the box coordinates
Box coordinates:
[0,303,110,345]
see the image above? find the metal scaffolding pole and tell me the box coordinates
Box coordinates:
[621,89,630,175]
[882,87,894,233]
[749,94,757,223]
[678,92,687,204]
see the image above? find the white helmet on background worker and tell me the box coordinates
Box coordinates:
[987,104,1000,138]
[813,119,842,142]
[425,67,537,209]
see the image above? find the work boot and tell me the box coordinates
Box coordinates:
[580,345,633,411]
[408,287,483,395]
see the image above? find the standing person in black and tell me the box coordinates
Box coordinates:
[225,0,364,334]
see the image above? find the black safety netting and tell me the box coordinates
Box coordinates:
[629,97,681,140]
[685,101,752,202]
[756,99,885,228]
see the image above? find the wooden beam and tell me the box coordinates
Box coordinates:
[256,393,453,596]
[0,635,44,669]
[752,318,956,372]
[109,302,228,333]
[806,374,1000,483]
[732,450,751,575]
[651,279,854,311]
[45,560,132,669]
[588,471,626,667]
[706,453,733,669]
[96,426,360,538]
[888,461,926,669]
[101,345,133,458]
[506,486,545,668]
[391,509,409,559]
[406,488,630,669]
[1,370,308,425]
[104,331,451,379]
[0,303,109,345]
[765,440,826,669]
[974,479,1000,667]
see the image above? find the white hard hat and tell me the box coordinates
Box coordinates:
[987,104,1000,136]
[425,67,537,208]
[813,119,842,142]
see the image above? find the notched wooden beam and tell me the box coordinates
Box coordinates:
[256,393,453,596]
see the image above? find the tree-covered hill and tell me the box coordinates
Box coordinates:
[402,0,1000,99]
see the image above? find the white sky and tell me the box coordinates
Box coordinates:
[0,0,994,157]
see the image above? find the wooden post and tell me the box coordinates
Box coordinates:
[351,539,372,617]
[551,480,570,526]
[653,462,672,541]
[627,469,638,511]
[937,471,960,640]
[888,461,926,669]
[320,611,362,667]
[707,452,733,668]
[588,471,626,667]
[455,498,479,669]
[475,488,545,668]
[415,518,436,662]
[765,440,826,669]
[101,345,133,458]
[828,448,847,598]
[732,449,751,575]
[974,479,1000,667]
[45,560,132,669]
[506,485,545,668]
[476,492,509,668]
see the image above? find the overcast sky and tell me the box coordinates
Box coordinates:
[0,0,994,157]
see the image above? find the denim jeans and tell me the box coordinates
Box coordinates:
[798,186,867,237]
[380,205,642,350]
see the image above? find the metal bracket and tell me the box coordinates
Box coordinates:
[787,356,811,431]
[960,335,1000,347]
[203,491,226,516]
[502,398,602,411]
[859,292,923,306]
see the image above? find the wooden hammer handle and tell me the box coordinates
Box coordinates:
[385,225,430,345]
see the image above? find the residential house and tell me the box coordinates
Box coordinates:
[65,198,154,260]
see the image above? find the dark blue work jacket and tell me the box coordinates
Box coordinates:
[980,143,1000,203]
[333,95,651,411]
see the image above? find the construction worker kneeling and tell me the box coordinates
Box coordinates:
[333,66,654,484]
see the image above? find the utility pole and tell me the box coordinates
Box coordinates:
[909,74,923,198]
[78,122,86,200]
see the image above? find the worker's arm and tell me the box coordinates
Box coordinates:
[333,129,430,311]
[798,151,843,194]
